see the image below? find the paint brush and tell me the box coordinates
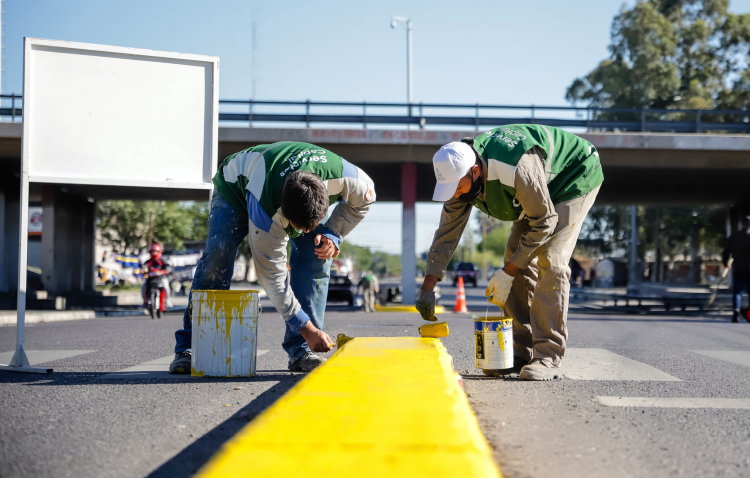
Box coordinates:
[419,322,449,338]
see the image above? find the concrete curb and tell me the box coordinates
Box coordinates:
[0,308,170,325]
[0,310,98,326]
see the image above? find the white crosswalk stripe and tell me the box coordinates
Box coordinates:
[562,348,681,381]
[691,350,750,368]
[597,396,750,409]
[101,351,269,379]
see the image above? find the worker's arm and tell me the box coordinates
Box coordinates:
[248,213,332,352]
[324,166,376,242]
[424,198,474,284]
[722,234,733,267]
[507,147,558,270]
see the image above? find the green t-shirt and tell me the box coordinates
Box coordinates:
[468,125,604,221]
[213,141,357,237]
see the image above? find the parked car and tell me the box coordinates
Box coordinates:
[327,275,355,305]
[453,262,479,287]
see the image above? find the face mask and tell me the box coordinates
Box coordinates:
[457,172,483,203]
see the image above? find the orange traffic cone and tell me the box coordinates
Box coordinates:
[454,276,468,313]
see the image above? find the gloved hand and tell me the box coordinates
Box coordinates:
[485,268,514,307]
[415,289,437,322]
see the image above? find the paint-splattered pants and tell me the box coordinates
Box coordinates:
[362,283,377,312]
[175,193,331,360]
[504,186,600,366]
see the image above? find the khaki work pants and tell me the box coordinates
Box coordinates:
[504,186,600,366]
[362,284,377,312]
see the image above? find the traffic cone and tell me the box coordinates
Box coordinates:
[454,276,468,313]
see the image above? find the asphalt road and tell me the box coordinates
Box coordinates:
[2,283,750,477]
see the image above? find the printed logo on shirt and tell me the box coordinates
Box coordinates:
[365,189,375,202]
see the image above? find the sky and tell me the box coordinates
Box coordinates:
[5,0,750,254]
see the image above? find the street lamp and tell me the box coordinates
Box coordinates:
[391,15,413,128]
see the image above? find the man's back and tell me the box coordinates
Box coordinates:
[725,229,750,270]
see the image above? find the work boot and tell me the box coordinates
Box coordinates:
[482,356,529,377]
[288,352,326,372]
[168,351,192,374]
[519,358,562,381]
[732,311,740,323]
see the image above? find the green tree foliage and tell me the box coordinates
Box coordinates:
[339,242,374,273]
[481,225,512,257]
[566,0,750,118]
[97,200,209,253]
[338,242,402,277]
[566,0,739,282]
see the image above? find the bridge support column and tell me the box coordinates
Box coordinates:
[401,163,417,305]
[628,205,639,289]
[41,186,96,295]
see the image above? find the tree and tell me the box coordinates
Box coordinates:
[97,200,209,253]
[566,0,750,118]
[566,0,742,283]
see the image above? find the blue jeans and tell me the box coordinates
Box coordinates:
[732,269,750,312]
[175,193,331,361]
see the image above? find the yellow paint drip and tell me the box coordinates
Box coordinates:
[374,304,446,313]
[336,333,353,348]
[190,367,205,377]
[419,322,450,338]
[195,337,501,478]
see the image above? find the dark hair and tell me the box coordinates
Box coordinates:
[281,170,329,231]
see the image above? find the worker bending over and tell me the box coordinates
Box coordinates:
[359,271,380,312]
[417,125,603,381]
[170,142,376,373]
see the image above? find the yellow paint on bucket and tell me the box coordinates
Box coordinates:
[419,321,449,338]
[195,337,501,478]
[474,316,513,372]
[191,290,260,378]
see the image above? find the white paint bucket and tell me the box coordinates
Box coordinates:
[474,317,513,371]
[191,290,260,377]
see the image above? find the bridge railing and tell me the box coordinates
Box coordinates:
[2,94,749,132]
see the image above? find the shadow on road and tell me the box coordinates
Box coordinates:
[146,373,303,478]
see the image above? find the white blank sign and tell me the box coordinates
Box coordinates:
[24,38,218,190]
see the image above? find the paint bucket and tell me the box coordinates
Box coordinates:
[474,316,513,371]
[191,290,260,377]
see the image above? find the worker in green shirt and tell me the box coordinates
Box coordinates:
[416,125,603,381]
[358,271,380,312]
[170,142,376,374]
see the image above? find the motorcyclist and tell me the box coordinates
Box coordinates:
[142,243,172,309]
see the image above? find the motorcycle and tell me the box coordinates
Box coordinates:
[145,270,168,319]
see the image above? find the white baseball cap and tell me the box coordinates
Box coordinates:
[431,141,476,201]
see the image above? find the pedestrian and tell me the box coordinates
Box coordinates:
[141,243,172,309]
[169,142,376,374]
[359,271,380,312]
[416,125,603,381]
[722,215,750,323]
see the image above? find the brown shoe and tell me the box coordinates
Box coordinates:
[519,358,562,381]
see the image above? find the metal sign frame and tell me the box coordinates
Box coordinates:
[0,38,219,374]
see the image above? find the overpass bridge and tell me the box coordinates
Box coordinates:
[2,119,750,306]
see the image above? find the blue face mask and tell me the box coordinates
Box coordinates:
[457,172,483,203]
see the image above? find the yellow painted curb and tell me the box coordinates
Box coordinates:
[195,337,502,478]
[374,304,446,313]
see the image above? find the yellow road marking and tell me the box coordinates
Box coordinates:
[195,337,501,477]
[374,304,446,313]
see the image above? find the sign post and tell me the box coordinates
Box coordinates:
[0,38,219,373]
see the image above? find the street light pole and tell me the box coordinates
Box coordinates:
[391,16,413,129]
